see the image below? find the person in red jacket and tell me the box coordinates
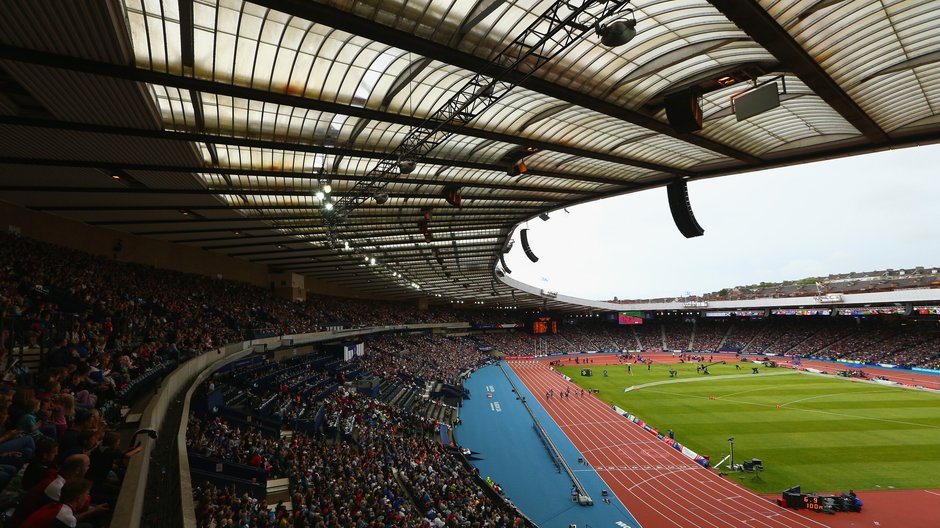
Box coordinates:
[7,455,89,528]
[22,478,108,528]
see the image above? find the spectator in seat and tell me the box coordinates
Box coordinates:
[21,477,108,528]
[9,455,90,528]
[22,436,59,490]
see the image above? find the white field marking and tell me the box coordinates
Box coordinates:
[493,401,501,412]
[718,385,785,399]
[640,387,940,430]
[779,390,880,407]
[924,490,940,497]
[619,370,799,394]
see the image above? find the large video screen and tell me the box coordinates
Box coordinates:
[618,311,643,325]
[532,316,557,334]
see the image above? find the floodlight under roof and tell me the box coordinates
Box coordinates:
[398,158,417,174]
[597,11,637,47]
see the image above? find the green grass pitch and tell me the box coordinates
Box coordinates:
[556,361,940,494]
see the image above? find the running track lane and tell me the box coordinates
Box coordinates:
[510,360,834,528]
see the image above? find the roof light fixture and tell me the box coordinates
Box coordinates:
[596,9,637,48]
[398,158,416,174]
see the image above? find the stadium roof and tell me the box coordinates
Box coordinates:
[1,0,939,310]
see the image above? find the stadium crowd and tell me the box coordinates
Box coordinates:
[190,376,526,528]
[356,335,491,386]
[0,231,938,527]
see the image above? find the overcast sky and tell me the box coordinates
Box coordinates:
[503,143,940,301]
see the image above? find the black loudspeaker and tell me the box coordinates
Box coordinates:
[520,229,539,262]
[442,184,461,207]
[499,253,512,274]
[667,181,704,238]
[664,90,702,133]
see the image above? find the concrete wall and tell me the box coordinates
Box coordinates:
[110,341,255,528]
[0,201,270,287]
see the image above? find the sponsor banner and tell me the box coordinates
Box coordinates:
[877,363,897,368]
[505,355,535,360]
[474,323,525,330]
[680,446,697,460]
[772,308,832,316]
[913,367,940,375]
[838,306,906,316]
[836,358,866,365]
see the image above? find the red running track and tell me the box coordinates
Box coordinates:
[785,359,940,391]
[509,359,834,528]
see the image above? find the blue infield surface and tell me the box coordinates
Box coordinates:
[456,361,641,528]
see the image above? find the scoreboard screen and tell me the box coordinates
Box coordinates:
[532,316,557,334]
[618,311,643,325]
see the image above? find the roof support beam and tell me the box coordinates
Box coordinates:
[239,241,499,260]
[85,211,525,226]
[200,231,501,251]
[153,220,507,238]
[0,185,569,202]
[277,250,497,269]
[0,127,632,187]
[707,0,887,143]
[33,203,544,212]
[186,230,506,247]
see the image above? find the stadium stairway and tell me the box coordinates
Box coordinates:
[716,324,735,351]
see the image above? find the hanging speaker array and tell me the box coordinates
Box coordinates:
[666,181,704,238]
[520,228,539,262]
